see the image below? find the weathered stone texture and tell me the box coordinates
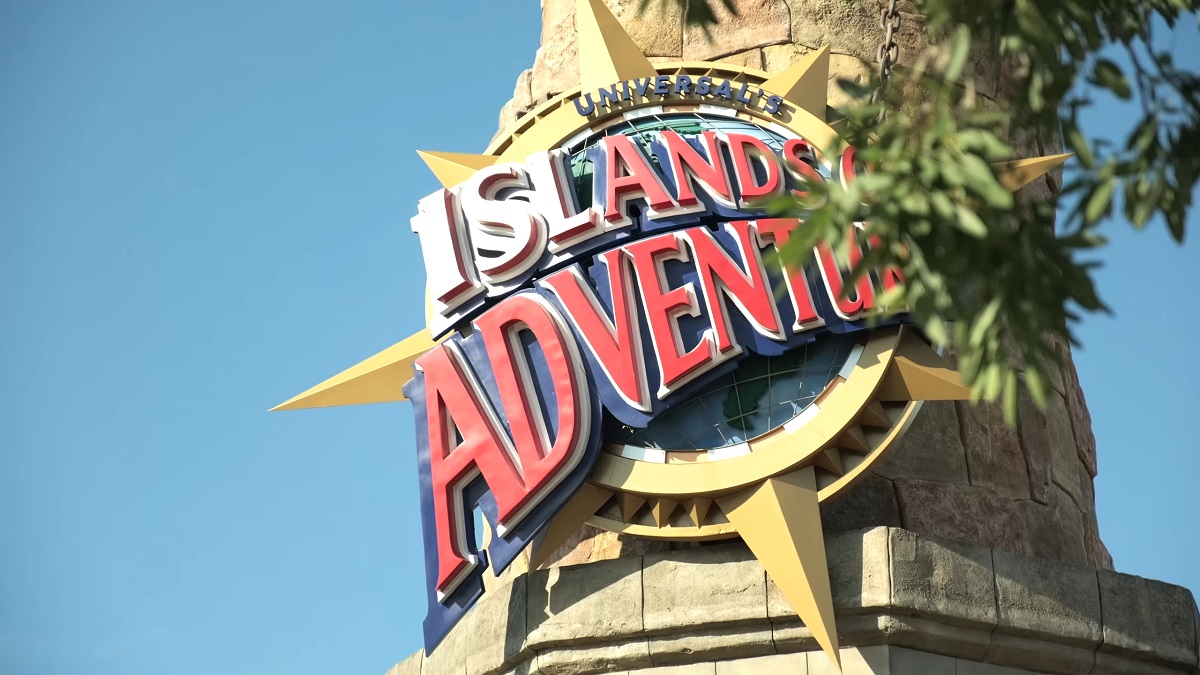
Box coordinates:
[423,609,471,675]
[530,0,580,101]
[542,525,677,569]
[393,528,1197,675]
[877,613,995,661]
[986,632,1098,675]
[643,543,766,631]
[819,472,902,533]
[528,555,643,646]
[889,528,997,628]
[530,0,686,104]
[611,0,684,57]
[682,0,791,61]
[649,625,776,665]
[1046,392,1092,514]
[715,48,764,70]
[1059,347,1098,478]
[825,53,874,110]
[876,400,970,484]
[1017,487,1088,567]
[895,478,1032,556]
[633,663,718,675]
[1091,650,1194,675]
[1015,387,1052,504]
[467,574,529,675]
[1081,508,1114,570]
[714,652,807,675]
[992,549,1101,646]
[1099,570,1199,669]
[786,0,888,60]
[762,43,812,72]
[958,400,1033,501]
[536,637,654,674]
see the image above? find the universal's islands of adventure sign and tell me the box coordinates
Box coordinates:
[274,0,1069,667]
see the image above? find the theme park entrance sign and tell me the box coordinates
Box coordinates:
[274,0,1069,667]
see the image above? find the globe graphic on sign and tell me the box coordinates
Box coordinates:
[564,113,856,450]
[605,333,858,449]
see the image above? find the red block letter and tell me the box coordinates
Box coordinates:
[725,132,784,208]
[417,294,591,601]
[602,134,679,228]
[625,231,727,398]
[539,249,652,413]
[685,221,785,353]
[756,217,824,333]
[660,130,735,210]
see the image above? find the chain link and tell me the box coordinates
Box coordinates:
[874,0,902,95]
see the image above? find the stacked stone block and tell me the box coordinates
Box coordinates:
[386,531,1199,675]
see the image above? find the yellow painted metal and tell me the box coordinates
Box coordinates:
[838,425,871,454]
[760,45,831,119]
[530,482,614,569]
[860,401,891,428]
[575,0,658,91]
[686,497,712,527]
[649,497,678,527]
[812,447,845,475]
[994,153,1073,191]
[270,331,437,410]
[588,513,738,540]
[619,492,645,522]
[719,467,841,669]
[876,331,972,402]
[816,400,921,502]
[416,150,500,190]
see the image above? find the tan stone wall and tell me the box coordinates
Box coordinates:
[386,530,1199,675]
[494,0,1109,572]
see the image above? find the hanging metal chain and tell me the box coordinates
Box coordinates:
[872,0,903,102]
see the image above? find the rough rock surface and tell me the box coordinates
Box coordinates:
[394,530,1198,675]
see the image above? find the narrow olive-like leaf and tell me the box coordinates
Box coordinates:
[955,203,989,237]
[1062,119,1095,169]
[1091,59,1132,99]
[1084,177,1116,224]
[944,26,972,81]
[969,298,1002,347]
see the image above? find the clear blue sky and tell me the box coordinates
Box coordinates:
[1,3,1196,674]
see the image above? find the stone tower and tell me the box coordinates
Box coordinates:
[383,2,1200,674]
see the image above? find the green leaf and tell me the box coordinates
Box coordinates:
[1091,59,1132,99]
[1084,177,1116,224]
[1062,119,1095,169]
[955,203,989,238]
[945,26,972,81]
[1128,114,1159,152]
[969,298,1002,346]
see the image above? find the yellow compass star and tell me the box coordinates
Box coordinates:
[273,1,1071,668]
